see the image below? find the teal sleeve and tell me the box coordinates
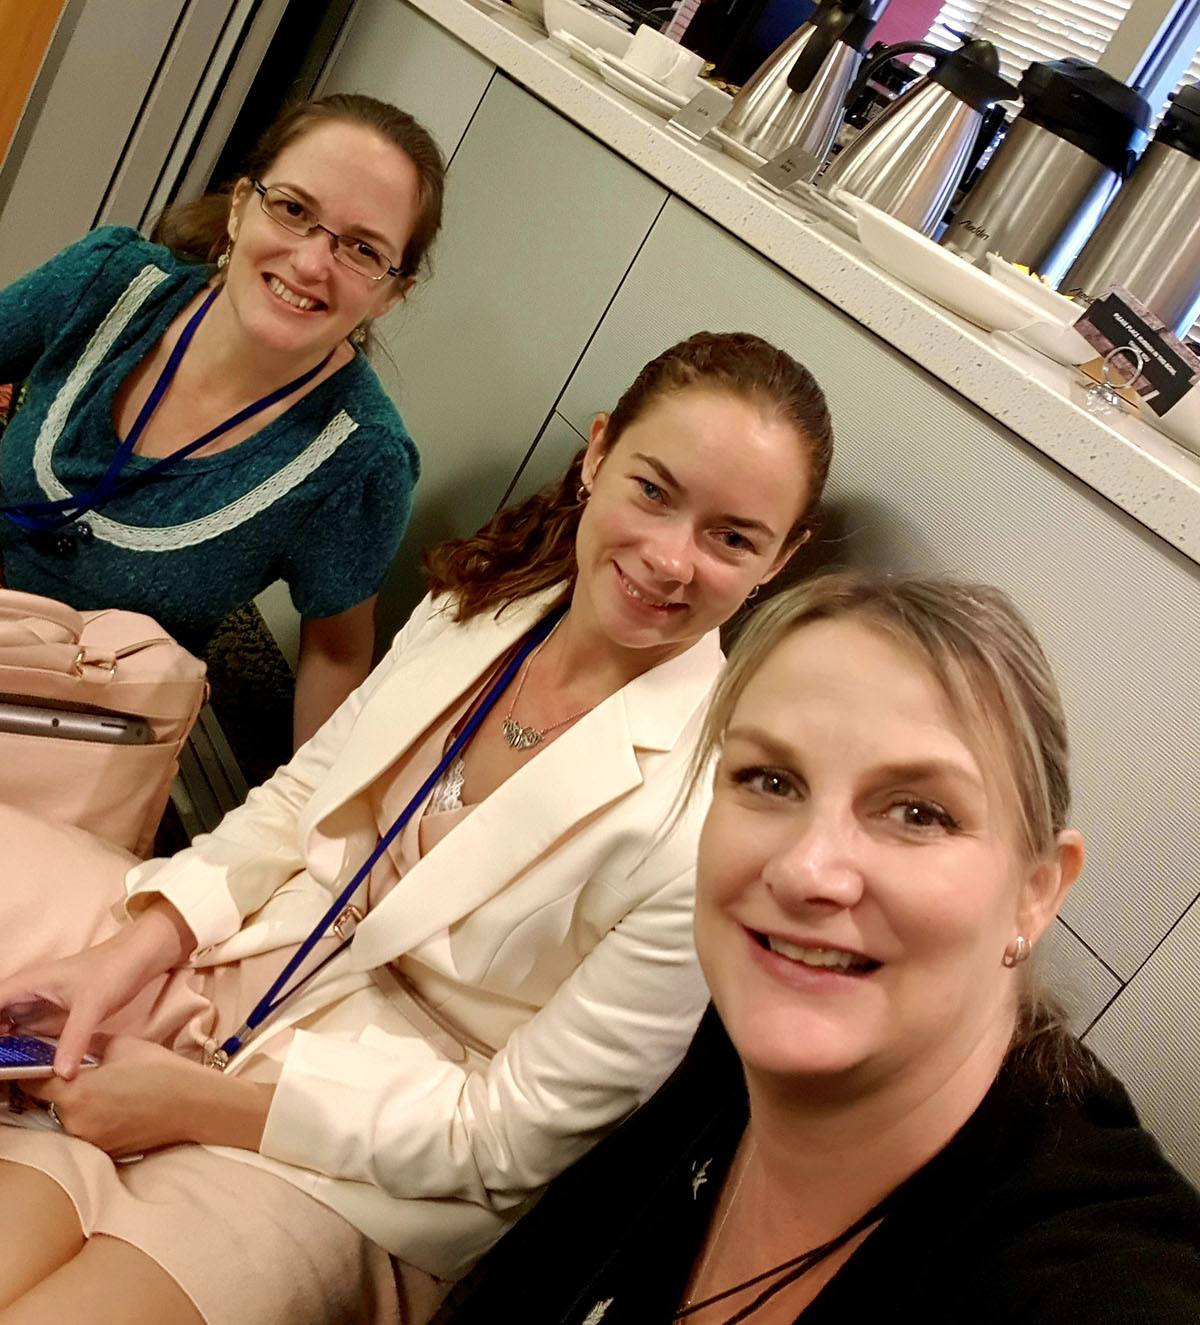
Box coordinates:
[0,227,143,382]
[281,437,418,619]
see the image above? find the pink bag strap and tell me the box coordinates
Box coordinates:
[0,590,83,639]
[0,589,109,677]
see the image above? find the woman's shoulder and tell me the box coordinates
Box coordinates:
[326,354,419,478]
[845,1050,1200,1323]
[67,225,181,276]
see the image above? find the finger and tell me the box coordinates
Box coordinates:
[54,1005,101,1080]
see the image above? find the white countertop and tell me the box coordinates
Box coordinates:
[413,0,1200,566]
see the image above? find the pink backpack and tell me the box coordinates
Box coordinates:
[0,590,208,856]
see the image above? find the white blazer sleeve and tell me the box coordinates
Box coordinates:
[124,595,443,951]
[258,846,711,1209]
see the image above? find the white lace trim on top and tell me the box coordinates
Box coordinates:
[33,263,359,552]
[427,755,465,814]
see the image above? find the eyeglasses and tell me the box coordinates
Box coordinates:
[251,180,403,281]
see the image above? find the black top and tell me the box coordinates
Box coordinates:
[437,1008,1200,1324]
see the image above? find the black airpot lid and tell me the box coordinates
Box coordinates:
[931,38,1016,111]
[1158,83,1200,159]
[1017,57,1149,176]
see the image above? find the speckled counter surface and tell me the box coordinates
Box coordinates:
[402,0,1200,566]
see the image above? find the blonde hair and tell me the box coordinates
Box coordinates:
[697,571,1070,861]
[693,570,1092,1089]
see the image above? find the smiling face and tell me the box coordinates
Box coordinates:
[223,119,422,362]
[571,387,812,663]
[694,616,1065,1096]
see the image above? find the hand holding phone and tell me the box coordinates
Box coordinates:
[0,1034,99,1079]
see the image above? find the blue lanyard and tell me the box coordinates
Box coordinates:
[212,603,567,1068]
[2,286,334,535]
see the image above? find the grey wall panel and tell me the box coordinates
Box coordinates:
[0,0,188,284]
[1085,900,1200,1185]
[1038,920,1122,1035]
[318,0,494,162]
[366,74,666,641]
[504,410,588,509]
[550,197,1200,983]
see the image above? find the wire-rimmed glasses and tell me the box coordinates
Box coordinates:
[252,181,403,281]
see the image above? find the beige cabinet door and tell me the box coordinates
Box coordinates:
[364,72,667,638]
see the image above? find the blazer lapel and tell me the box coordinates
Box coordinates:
[300,592,558,870]
[348,627,723,970]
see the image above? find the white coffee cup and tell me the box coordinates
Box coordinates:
[624,24,704,94]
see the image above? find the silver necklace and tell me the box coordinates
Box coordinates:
[501,620,593,750]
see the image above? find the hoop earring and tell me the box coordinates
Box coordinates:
[746,584,761,601]
[1002,935,1030,967]
[576,485,590,505]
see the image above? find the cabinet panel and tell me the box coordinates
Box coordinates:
[1085,901,1200,1184]
[367,73,666,639]
[0,0,189,283]
[319,0,494,162]
[550,197,1200,987]
[504,410,588,508]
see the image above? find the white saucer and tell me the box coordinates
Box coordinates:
[472,0,543,25]
[783,180,859,237]
[597,60,684,116]
[598,52,693,106]
[707,127,766,169]
[549,29,608,75]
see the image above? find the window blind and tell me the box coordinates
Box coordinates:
[912,0,1135,83]
[1169,44,1200,98]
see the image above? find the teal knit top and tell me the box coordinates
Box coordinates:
[0,227,419,648]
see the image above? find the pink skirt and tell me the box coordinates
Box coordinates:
[0,805,401,1324]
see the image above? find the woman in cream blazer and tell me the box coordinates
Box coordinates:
[0,333,833,1325]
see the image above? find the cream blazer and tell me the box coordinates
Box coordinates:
[125,588,719,1276]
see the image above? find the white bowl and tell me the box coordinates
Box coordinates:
[981,255,1097,365]
[1146,388,1200,459]
[844,196,1045,333]
[542,0,632,56]
[983,254,1080,320]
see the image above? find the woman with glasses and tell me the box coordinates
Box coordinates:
[0,94,444,743]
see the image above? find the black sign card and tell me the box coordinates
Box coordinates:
[1073,286,1200,416]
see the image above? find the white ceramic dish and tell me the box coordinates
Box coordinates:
[845,196,1045,333]
[597,59,683,116]
[548,28,610,74]
[1143,387,1200,459]
[598,53,693,105]
[786,180,859,238]
[983,254,1081,320]
[541,0,631,57]
[982,254,1097,365]
[707,127,766,169]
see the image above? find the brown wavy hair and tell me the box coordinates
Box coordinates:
[423,331,835,622]
[152,94,445,342]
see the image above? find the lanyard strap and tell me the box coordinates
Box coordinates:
[213,603,568,1067]
[3,286,334,534]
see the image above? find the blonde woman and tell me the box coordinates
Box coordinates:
[436,572,1200,1324]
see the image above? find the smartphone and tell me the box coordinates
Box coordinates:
[0,1034,99,1079]
[0,700,151,745]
